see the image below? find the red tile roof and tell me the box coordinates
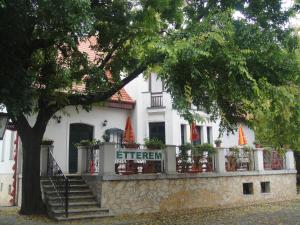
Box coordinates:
[73,38,135,106]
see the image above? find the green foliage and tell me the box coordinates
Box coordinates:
[252,84,300,151]
[144,138,165,149]
[193,143,216,156]
[75,139,92,147]
[229,146,240,156]
[214,139,222,145]
[41,139,54,145]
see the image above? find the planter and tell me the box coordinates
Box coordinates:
[124,143,140,149]
[76,145,90,151]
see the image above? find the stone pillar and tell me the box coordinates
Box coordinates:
[285,150,295,170]
[215,148,226,173]
[40,145,53,176]
[100,143,116,176]
[164,145,177,174]
[77,147,88,174]
[254,148,264,171]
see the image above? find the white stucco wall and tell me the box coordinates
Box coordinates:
[0,130,16,206]
[124,75,255,148]
[42,106,131,174]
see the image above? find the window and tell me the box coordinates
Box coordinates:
[0,183,3,192]
[8,185,11,194]
[261,182,270,193]
[149,122,165,143]
[181,124,186,145]
[207,127,212,144]
[193,126,202,145]
[243,183,253,195]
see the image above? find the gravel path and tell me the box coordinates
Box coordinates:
[1,200,300,225]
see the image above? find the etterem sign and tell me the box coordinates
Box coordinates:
[115,149,163,161]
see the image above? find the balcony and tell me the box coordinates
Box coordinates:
[150,93,163,108]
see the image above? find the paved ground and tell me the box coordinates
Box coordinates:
[1,199,300,225]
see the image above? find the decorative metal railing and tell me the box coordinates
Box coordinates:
[225,148,255,172]
[176,155,215,173]
[151,94,163,107]
[176,147,215,173]
[47,151,69,218]
[85,144,164,175]
[263,150,285,170]
[86,145,101,174]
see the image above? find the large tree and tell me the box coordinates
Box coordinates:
[0,0,299,215]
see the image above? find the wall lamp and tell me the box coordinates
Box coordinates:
[52,115,62,123]
[102,120,108,127]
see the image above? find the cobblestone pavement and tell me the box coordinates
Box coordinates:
[1,199,300,225]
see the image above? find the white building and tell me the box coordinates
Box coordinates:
[0,129,18,206]
[0,73,255,207]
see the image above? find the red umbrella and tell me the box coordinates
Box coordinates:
[238,126,247,145]
[190,121,200,142]
[124,117,135,143]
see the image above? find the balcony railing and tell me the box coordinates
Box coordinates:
[77,143,295,176]
[263,150,285,170]
[225,148,255,172]
[151,94,163,107]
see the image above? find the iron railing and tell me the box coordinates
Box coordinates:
[263,150,285,170]
[47,151,69,218]
[151,94,163,107]
[225,148,255,172]
[176,146,215,173]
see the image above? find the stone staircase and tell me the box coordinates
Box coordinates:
[41,176,110,221]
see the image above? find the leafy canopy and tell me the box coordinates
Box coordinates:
[0,0,299,135]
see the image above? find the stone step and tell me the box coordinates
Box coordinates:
[41,180,85,185]
[45,189,91,195]
[52,207,109,215]
[43,184,89,189]
[55,213,112,221]
[47,195,96,203]
[49,201,99,208]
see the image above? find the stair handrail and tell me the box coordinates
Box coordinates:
[47,150,69,218]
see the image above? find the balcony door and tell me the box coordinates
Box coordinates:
[69,123,93,173]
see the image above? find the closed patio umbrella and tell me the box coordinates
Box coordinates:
[190,121,200,142]
[124,117,135,143]
[238,126,247,145]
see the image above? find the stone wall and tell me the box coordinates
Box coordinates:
[97,171,296,215]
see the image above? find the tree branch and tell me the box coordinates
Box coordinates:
[67,64,147,106]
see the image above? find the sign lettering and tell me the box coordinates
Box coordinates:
[115,149,163,161]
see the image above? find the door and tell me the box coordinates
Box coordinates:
[69,123,93,173]
[149,122,165,143]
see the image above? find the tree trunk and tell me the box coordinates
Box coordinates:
[19,128,46,215]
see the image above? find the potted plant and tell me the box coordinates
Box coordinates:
[144,138,165,149]
[214,139,222,147]
[123,141,140,149]
[178,143,192,172]
[75,139,92,151]
[253,140,261,148]
[227,146,239,171]
[242,145,254,170]
[192,143,216,172]
[143,138,165,173]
